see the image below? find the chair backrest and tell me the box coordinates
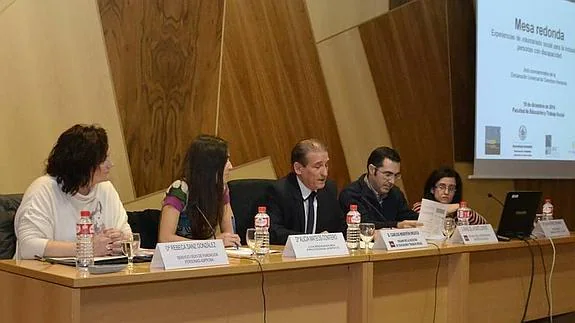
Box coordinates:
[127,209,161,249]
[228,179,274,245]
[0,194,23,259]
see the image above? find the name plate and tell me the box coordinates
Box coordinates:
[151,240,229,270]
[532,219,570,238]
[283,233,349,258]
[450,224,498,244]
[373,228,428,251]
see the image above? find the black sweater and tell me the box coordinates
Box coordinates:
[339,174,418,229]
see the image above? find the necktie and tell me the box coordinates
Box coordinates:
[306,191,317,234]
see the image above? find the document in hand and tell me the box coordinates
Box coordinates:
[417,199,448,240]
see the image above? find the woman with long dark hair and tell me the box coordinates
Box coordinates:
[412,166,487,225]
[159,134,240,247]
[14,124,131,259]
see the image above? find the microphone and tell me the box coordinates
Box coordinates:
[487,193,504,207]
[360,196,391,222]
[193,203,216,239]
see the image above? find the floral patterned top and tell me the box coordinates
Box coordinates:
[162,180,230,239]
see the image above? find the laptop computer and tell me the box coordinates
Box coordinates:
[496,191,542,239]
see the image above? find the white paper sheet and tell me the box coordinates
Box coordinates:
[417,199,448,240]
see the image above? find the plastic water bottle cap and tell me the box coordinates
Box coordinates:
[258,206,267,213]
[80,210,91,217]
[459,201,468,208]
[350,204,358,211]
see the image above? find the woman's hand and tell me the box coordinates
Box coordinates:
[217,232,241,247]
[103,228,124,242]
[103,228,125,255]
[93,234,113,256]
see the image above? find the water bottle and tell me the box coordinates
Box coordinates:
[254,206,270,255]
[542,198,554,221]
[456,201,471,226]
[76,210,94,272]
[346,204,361,250]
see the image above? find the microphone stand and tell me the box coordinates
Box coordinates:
[193,203,216,239]
[487,193,505,207]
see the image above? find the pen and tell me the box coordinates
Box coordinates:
[231,215,240,249]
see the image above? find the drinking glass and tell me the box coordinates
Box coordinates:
[246,228,256,255]
[121,233,136,267]
[132,233,141,255]
[535,213,544,224]
[443,218,456,240]
[359,223,376,250]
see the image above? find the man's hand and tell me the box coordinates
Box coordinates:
[397,220,423,229]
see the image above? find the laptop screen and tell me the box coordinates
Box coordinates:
[496,191,542,238]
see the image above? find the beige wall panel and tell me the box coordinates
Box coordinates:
[317,28,392,182]
[455,162,515,225]
[0,0,134,200]
[306,0,389,43]
[124,157,277,211]
[228,157,277,182]
[123,191,165,212]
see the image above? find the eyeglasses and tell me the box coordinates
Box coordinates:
[375,168,401,181]
[434,184,457,193]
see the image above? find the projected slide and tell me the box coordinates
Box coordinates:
[476,0,575,161]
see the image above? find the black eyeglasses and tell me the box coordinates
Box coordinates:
[374,168,401,181]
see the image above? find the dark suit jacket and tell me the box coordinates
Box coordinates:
[267,173,345,245]
[339,174,418,229]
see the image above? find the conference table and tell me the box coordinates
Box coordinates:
[1,236,574,323]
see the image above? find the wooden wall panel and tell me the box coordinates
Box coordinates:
[98,0,224,196]
[515,180,575,230]
[218,0,350,189]
[447,0,476,162]
[305,0,389,43]
[359,0,453,203]
[390,0,414,10]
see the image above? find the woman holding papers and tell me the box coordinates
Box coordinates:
[159,134,240,247]
[14,124,131,259]
[412,167,488,225]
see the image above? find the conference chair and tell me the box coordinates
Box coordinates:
[228,179,274,245]
[0,194,22,259]
[127,209,161,249]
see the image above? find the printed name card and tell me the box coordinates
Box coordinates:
[283,233,349,258]
[450,224,498,245]
[373,228,428,251]
[532,219,570,238]
[151,240,229,270]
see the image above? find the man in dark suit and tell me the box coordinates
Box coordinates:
[339,146,420,229]
[268,139,344,245]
